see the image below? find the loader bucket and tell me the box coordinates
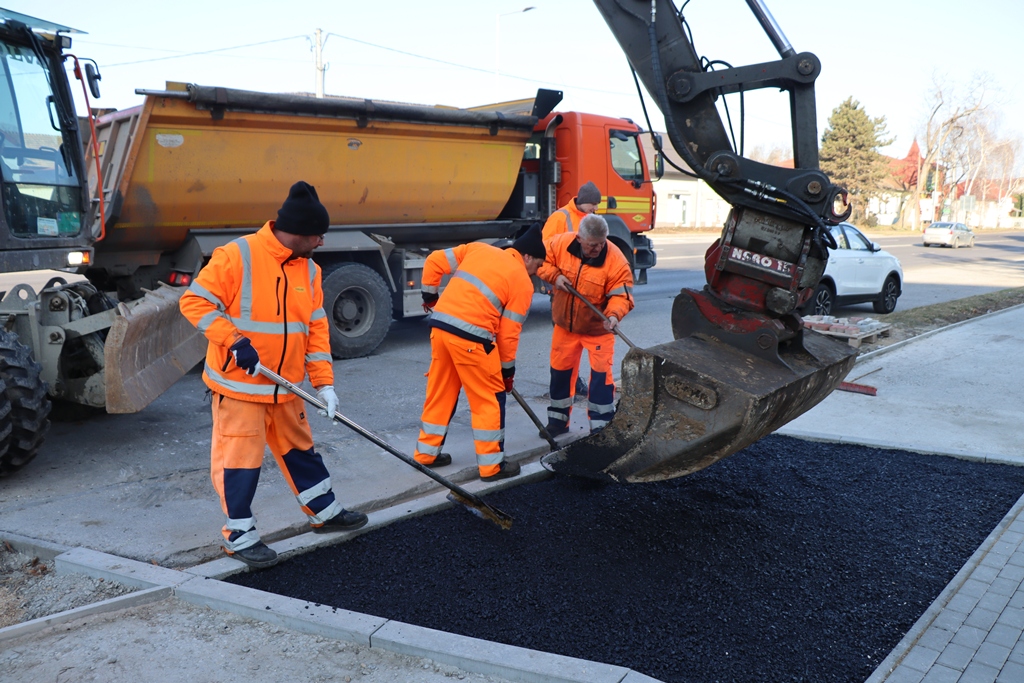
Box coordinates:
[104,284,207,413]
[541,290,858,483]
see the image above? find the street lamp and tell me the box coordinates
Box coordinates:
[496,6,535,76]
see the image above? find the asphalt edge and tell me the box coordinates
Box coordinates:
[3,463,666,683]
[864,490,1024,682]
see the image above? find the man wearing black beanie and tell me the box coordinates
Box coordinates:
[180,181,366,569]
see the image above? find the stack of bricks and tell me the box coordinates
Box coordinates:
[802,315,887,336]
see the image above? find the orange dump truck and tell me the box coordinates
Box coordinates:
[87,83,658,360]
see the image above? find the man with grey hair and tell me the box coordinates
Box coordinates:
[537,213,635,436]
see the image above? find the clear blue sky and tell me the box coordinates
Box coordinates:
[17,0,1023,161]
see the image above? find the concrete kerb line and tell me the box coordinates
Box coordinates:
[865,489,1024,682]
[9,461,664,683]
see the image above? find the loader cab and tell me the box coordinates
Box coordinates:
[0,11,93,272]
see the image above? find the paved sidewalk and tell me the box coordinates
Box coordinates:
[780,304,1024,682]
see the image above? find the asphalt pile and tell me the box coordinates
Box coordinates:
[231,435,1024,683]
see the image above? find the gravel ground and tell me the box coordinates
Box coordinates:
[0,597,516,683]
[232,435,1024,683]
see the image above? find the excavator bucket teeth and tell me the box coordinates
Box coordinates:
[541,296,858,483]
[104,284,207,414]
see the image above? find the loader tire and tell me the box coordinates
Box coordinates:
[0,330,51,477]
[321,262,392,359]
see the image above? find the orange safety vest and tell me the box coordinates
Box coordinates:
[422,243,534,373]
[179,222,334,402]
[541,198,593,241]
[538,231,635,336]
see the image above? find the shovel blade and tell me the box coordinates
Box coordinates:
[542,294,857,482]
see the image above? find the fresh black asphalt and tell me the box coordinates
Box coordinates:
[230,435,1024,682]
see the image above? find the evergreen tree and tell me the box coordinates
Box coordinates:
[819,98,892,221]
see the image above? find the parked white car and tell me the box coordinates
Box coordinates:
[923,221,975,248]
[801,223,903,316]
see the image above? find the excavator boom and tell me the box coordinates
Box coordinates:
[542,0,857,482]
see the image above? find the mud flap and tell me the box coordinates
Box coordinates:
[104,284,208,413]
[541,294,858,483]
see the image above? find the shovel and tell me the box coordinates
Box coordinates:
[562,281,636,348]
[509,387,558,450]
[257,366,513,531]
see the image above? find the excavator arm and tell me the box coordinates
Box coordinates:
[541,0,859,483]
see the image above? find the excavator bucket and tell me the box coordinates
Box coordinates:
[104,284,207,414]
[541,290,858,483]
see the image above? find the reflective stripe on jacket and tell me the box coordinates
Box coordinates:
[541,199,591,241]
[179,221,333,402]
[422,242,533,373]
[538,231,635,336]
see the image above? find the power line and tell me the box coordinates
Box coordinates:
[102,34,307,68]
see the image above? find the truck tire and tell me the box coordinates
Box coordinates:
[321,262,392,359]
[0,330,51,477]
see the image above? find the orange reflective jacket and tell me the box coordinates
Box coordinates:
[541,199,592,241]
[422,243,534,373]
[538,231,635,336]
[179,222,333,403]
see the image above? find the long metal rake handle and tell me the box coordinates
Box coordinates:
[256,366,512,530]
[562,281,637,349]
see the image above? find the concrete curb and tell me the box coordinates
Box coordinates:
[855,302,1024,364]
[0,586,171,644]
[775,430,1024,468]
[37,460,664,683]
[0,531,72,562]
[865,490,1024,682]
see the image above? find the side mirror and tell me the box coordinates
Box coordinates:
[654,151,665,179]
[85,63,102,99]
[871,242,881,252]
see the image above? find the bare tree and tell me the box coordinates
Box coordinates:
[901,74,990,230]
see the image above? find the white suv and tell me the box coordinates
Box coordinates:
[801,223,903,316]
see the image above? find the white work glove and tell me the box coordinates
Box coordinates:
[316,385,339,423]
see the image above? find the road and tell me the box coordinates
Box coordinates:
[645,229,1024,316]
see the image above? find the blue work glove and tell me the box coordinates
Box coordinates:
[316,385,339,423]
[229,337,260,376]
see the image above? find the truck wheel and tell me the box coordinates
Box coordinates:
[321,262,392,359]
[0,330,51,477]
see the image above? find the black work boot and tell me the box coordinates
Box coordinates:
[228,541,278,569]
[543,421,569,438]
[314,508,368,533]
[423,453,452,468]
[481,460,521,482]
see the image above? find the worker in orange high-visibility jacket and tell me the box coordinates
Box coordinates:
[538,213,634,436]
[414,224,547,481]
[541,181,601,241]
[179,181,367,570]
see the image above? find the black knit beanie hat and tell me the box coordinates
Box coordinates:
[511,222,546,260]
[576,181,601,206]
[275,181,330,235]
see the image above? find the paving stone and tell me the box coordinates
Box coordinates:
[974,642,1012,670]
[986,623,1022,650]
[884,665,925,683]
[920,664,963,683]
[989,577,1020,598]
[1007,552,1024,569]
[999,530,1024,546]
[960,579,992,599]
[958,660,999,683]
[901,646,942,673]
[1008,639,1024,664]
[998,606,1024,630]
[934,642,975,671]
[981,554,1011,572]
[973,565,1002,583]
[918,627,955,652]
[952,625,988,650]
[966,608,1002,632]
[996,659,1024,682]
[993,540,1020,557]
[1008,590,1024,610]
[978,592,1013,614]
[934,608,970,632]
[948,593,982,615]
[998,563,1024,583]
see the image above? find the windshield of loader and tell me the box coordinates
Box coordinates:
[0,36,82,238]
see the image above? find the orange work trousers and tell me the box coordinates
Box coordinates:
[413,328,507,477]
[548,325,616,431]
[211,394,342,552]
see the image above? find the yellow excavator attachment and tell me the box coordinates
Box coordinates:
[541,290,858,483]
[104,284,207,414]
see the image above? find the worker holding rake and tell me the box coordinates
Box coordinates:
[180,181,366,569]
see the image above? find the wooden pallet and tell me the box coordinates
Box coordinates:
[812,324,892,348]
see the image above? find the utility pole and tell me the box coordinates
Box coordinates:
[314,28,325,99]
